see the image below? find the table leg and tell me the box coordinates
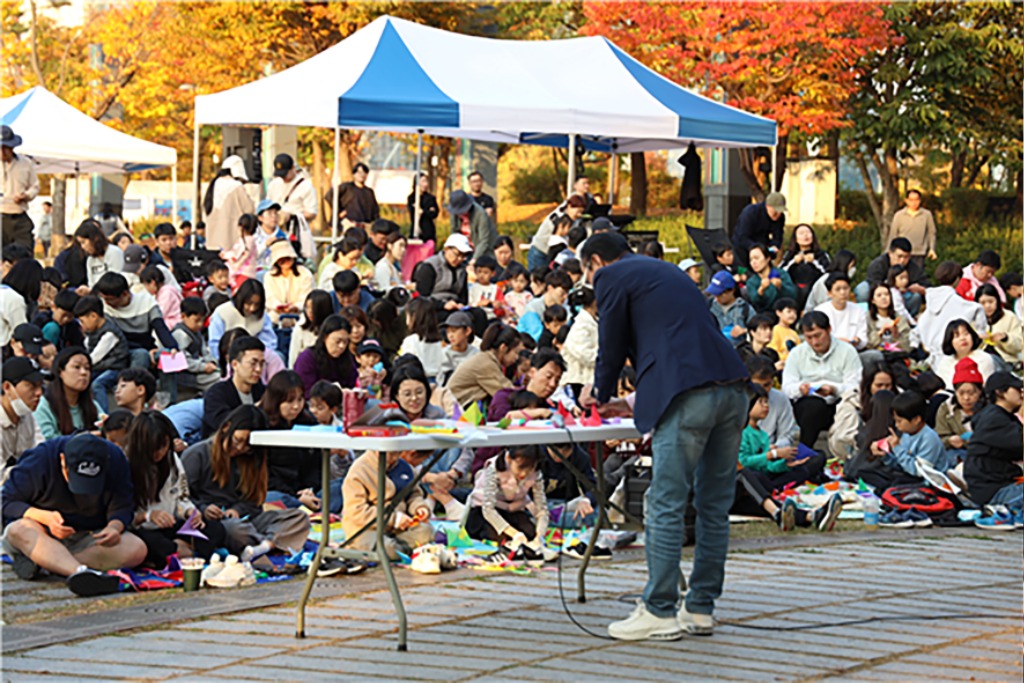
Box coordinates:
[577,441,606,603]
[377,450,408,651]
[296,449,331,638]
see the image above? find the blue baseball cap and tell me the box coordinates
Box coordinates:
[256,199,281,216]
[705,270,736,296]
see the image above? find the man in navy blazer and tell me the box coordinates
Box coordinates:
[580,232,748,642]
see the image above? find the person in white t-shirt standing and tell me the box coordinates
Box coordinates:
[268,154,317,226]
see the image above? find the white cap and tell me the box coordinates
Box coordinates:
[678,258,700,271]
[443,233,474,254]
[222,155,248,181]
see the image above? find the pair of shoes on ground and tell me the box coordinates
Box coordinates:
[204,555,256,588]
[974,505,1024,531]
[879,507,933,529]
[776,494,843,532]
[485,540,557,567]
[316,557,369,577]
[562,540,613,560]
[409,544,457,574]
[607,600,714,641]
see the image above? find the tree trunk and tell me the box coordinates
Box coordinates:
[870,146,901,247]
[964,155,990,188]
[737,148,766,202]
[852,149,883,232]
[950,150,966,188]
[551,147,563,199]
[774,135,787,192]
[51,176,67,250]
[629,152,647,217]
[311,139,325,235]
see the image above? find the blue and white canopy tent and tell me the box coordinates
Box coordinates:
[194,15,776,238]
[1,86,178,219]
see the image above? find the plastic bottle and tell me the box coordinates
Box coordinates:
[862,494,879,530]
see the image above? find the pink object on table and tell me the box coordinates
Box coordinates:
[401,240,435,281]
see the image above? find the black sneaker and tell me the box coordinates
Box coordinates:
[563,541,613,560]
[485,545,513,566]
[342,559,368,575]
[11,552,39,580]
[66,567,120,597]
[517,544,545,567]
[813,494,843,532]
[316,558,348,577]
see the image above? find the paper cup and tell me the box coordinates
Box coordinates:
[181,558,205,592]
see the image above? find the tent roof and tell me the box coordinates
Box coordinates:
[0,87,177,173]
[195,16,775,151]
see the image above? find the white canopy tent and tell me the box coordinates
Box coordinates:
[194,15,776,237]
[0,86,178,222]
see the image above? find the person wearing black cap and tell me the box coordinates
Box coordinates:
[1,433,145,596]
[448,190,497,261]
[1,125,39,249]
[10,322,45,360]
[1,357,44,469]
[268,153,317,225]
[963,372,1023,511]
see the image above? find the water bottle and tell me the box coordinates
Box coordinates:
[862,494,879,530]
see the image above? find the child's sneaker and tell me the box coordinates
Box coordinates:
[904,508,933,528]
[974,510,1017,531]
[563,541,613,560]
[200,555,224,587]
[608,600,683,641]
[316,558,349,577]
[812,493,843,532]
[516,544,545,568]
[879,509,913,528]
[207,556,248,588]
[777,498,797,532]
[485,544,514,566]
[66,567,120,597]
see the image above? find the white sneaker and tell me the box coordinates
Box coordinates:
[678,605,714,636]
[437,546,457,570]
[410,547,441,574]
[207,556,248,588]
[608,600,683,641]
[200,555,223,587]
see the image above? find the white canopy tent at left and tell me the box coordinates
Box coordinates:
[0,86,179,225]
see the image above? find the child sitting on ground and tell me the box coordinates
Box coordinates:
[537,304,568,349]
[171,297,220,393]
[438,311,479,387]
[307,380,352,515]
[468,255,502,317]
[100,408,135,450]
[342,449,433,559]
[203,260,232,306]
[710,245,745,283]
[355,339,386,397]
[872,391,950,476]
[467,444,551,564]
[706,271,754,348]
[503,265,533,322]
[934,358,985,463]
[39,288,84,351]
[736,313,781,370]
[885,265,916,325]
[114,367,157,415]
[768,297,801,362]
[964,373,1023,522]
[737,385,840,531]
[74,294,129,414]
[140,265,183,330]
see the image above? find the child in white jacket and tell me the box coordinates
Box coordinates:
[561,287,599,391]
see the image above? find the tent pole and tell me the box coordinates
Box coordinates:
[566,133,576,197]
[192,119,200,222]
[331,126,340,245]
[74,167,79,222]
[608,149,617,206]
[413,130,423,240]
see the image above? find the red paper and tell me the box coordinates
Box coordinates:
[581,407,602,427]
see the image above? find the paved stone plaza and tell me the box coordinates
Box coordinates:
[2,530,1021,682]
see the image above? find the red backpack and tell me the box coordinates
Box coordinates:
[881,485,955,514]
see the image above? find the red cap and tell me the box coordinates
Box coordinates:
[952,357,983,386]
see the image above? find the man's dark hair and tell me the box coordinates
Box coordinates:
[543,304,568,324]
[332,269,360,294]
[579,231,631,266]
[934,260,962,286]
[892,391,927,422]
[567,226,588,249]
[153,223,176,239]
[906,189,922,199]
[370,219,399,235]
[467,170,483,181]
[2,244,31,264]
[54,288,80,313]
[181,296,208,318]
[748,313,775,331]
[888,237,913,254]
[474,255,498,272]
[530,348,566,372]
[102,408,135,435]
[353,162,370,175]
[118,367,157,402]
[543,269,573,292]
[799,311,831,333]
[229,335,265,364]
[139,265,165,285]
[977,249,1001,270]
[744,353,775,380]
[310,379,343,408]
[747,382,768,411]
[561,258,582,276]
[94,271,130,297]
[72,294,104,317]
[333,236,363,259]
[509,390,546,411]
[206,259,228,277]
[773,297,798,313]
[825,272,850,292]
[998,271,1022,291]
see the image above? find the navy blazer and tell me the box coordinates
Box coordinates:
[593,253,747,433]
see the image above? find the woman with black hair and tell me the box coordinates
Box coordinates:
[126,411,226,567]
[977,283,1022,369]
[208,278,277,361]
[293,314,357,397]
[182,405,309,560]
[934,319,995,389]
[288,290,333,367]
[54,238,89,289]
[446,322,523,408]
[562,286,598,394]
[74,219,124,293]
[492,235,516,283]
[829,363,895,461]
[803,248,856,314]
[781,224,830,310]
[367,297,406,359]
[259,371,319,510]
[406,172,438,242]
[4,258,42,319]
[34,346,102,439]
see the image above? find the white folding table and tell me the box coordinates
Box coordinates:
[250,420,640,650]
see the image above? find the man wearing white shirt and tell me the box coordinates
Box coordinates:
[782,311,863,447]
[267,154,317,225]
[815,273,867,350]
[1,126,39,250]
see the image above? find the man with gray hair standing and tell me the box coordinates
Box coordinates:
[731,191,787,269]
[1,125,39,250]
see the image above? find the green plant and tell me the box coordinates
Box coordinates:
[508,164,564,204]
[130,216,165,239]
[941,188,989,225]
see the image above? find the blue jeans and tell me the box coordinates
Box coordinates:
[266,491,302,508]
[92,369,119,414]
[164,398,204,445]
[988,482,1024,510]
[318,478,344,515]
[642,383,747,618]
[527,246,548,272]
